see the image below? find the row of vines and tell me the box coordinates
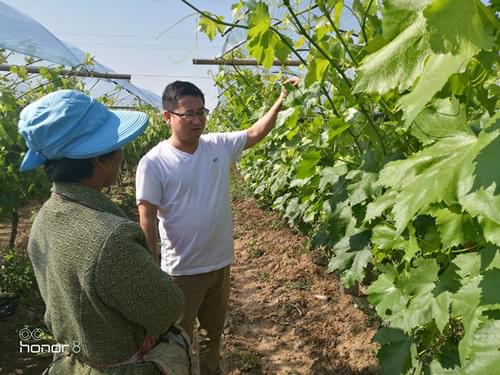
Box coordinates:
[0,51,167,249]
[195,0,500,373]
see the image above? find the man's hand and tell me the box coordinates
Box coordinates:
[245,76,301,149]
[278,76,300,105]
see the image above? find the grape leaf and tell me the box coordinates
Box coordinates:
[398,41,479,124]
[372,327,412,375]
[367,272,404,317]
[318,163,348,192]
[305,57,330,87]
[479,217,500,247]
[432,208,469,249]
[353,15,431,95]
[388,134,477,234]
[346,171,378,206]
[295,150,322,179]
[365,190,398,222]
[198,14,225,41]
[479,269,500,306]
[424,0,495,54]
[371,224,407,250]
[382,0,433,40]
[458,118,500,224]
[462,320,500,375]
[410,97,472,141]
[340,248,372,287]
[247,2,275,68]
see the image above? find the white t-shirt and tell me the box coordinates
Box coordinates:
[136,130,247,275]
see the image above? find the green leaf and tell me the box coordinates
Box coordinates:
[328,231,372,287]
[247,2,270,34]
[397,288,450,332]
[365,190,398,222]
[247,29,275,68]
[458,119,500,224]
[372,327,412,375]
[462,320,500,374]
[305,57,330,87]
[333,0,343,27]
[371,224,407,250]
[375,155,434,190]
[399,258,439,296]
[276,107,299,129]
[354,15,430,95]
[432,208,469,249]
[381,0,433,40]
[340,248,372,287]
[432,292,452,332]
[480,245,500,271]
[389,134,477,234]
[403,222,419,263]
[274,34,292,63]
[480,217,500,246]
[410,97,473,142]
[367,272,403,317]
[284,197,300,222]
[325,117,351,140]
[247,2,276,68]
[295,150,322,179]
[450,254,484,360]
[424,0,495,54]
[471,123,500,195]
[398,41,479,124]
[480,268,500,306]
[198,14,225,41]
[347,172,378,206]
[318,163,348,192]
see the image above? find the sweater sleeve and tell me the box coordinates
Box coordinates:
[94,221,184,336]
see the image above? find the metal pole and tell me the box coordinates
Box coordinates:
[192,58,301,66]
[0,64,131,80]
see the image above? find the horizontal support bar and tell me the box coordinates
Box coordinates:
[192,58,301,66]
[0,64,131,80]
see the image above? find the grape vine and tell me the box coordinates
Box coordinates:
[194,1,500,373]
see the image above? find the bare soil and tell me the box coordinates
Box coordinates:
[220,197,379,374]
[0,186,379,374]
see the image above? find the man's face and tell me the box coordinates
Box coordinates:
[164,95,207,145]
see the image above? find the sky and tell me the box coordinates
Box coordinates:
[1,0,235,109]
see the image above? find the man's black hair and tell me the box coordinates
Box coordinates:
[162,81,205,111]
[44,151,116,183]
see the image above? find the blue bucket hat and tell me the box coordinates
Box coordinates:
[18,89,149,171]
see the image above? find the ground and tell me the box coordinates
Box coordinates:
[0,181,379,374]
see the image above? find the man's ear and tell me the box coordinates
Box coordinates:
[163,111,171,125]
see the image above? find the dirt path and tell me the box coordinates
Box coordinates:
[220,197,379,374]
[0,189,379,374]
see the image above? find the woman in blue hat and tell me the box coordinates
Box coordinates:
[18,90,190,374]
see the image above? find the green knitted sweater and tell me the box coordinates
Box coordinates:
[28,182,184,374]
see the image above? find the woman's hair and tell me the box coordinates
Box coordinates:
[44,150,117,183]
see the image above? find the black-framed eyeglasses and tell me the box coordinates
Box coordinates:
[168,108,210,119]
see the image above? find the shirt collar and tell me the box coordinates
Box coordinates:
[51,182,126,218]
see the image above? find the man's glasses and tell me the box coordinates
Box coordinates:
[168,108,210,120]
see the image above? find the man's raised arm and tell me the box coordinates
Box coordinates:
[245,77,299,149]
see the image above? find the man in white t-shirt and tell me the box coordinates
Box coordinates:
[136,79,297,375]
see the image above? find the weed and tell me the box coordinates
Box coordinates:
[0,248,34,296]
[284,278,309,291]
